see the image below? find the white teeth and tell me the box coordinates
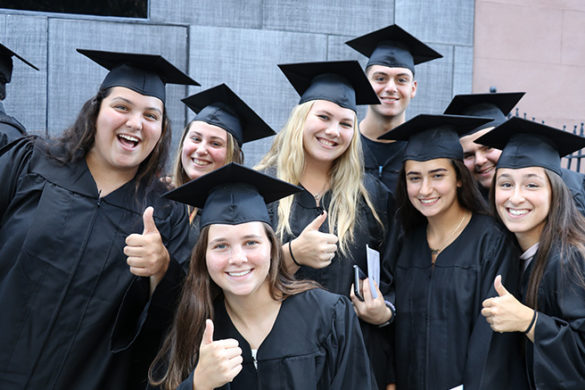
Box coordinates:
[509,208,529,216]
[420,198,437,204]
[193,159,210,166]
[119,134,139,143]
[228,270,250,277]
[318,138,335,146]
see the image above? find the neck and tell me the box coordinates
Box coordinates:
[223,282,278,325]
[301,158,331,197]
[360,108,406,143]
[426,202,468,238]
[515,227,544,252]
[85,152,137,197]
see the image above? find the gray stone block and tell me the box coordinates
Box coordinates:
[150,0,262,28]
[395,0,474,45]
[452,45,473,97]
[188,25,327,166]
[47,19,189,160]
[0,14,48,136]
[263,0,394,37]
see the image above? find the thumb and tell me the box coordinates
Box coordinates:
[304,210,327,232]
[494,275,509,297]
[200,319,214,346]
[142,206,158,234]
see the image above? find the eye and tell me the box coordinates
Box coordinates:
[317,114,329,121]
[432,173,445,179]
[144,112,159,121]
[190,135,202,142]
[113,104,128,112]
[211,141,225,148]
[407,176,420,183]
[497,181,512,189]
[526,182,540,189]
[212,242,227,250]
[340,121,353,129]
[245,240,259,247]
[463,154,474,161]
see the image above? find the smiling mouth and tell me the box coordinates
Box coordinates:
[476,166,494,176]
[317,137,337,147]
[507,208,530,217]
[419,197,439,206]
[191,158,212,167]
[227,270,251,277]
[118,134,139,148]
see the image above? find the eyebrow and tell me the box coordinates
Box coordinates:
[406,168,447,175]
[110,96,163,115]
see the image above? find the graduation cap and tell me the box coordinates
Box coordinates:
[164,163,302,227]
[444,92,525,136]
[378,114,492,161]
[278,60,379,112]
[0,43,39,82]
[474,117,585,176]
[181,83,275,146]
[345,24,442,75]
[77,49,199,103]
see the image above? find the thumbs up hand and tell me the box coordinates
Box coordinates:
[481,275,535,333]
[288,211,339,270]
[193,319,243,390]
[124,207,170,289]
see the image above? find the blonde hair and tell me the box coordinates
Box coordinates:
[171,120,243,188]
[256,101,383,256]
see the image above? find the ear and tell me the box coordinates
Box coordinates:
[410,79,418,98]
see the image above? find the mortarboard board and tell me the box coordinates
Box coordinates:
[278,60,379,112]
[474,117,585,176]
[0,43,39,83]
[77,49,199,103]
[444,92,525,136]
[345,24,442,75]
[164,163,302,228]
[378,114,492,161]
[181,83,275,146]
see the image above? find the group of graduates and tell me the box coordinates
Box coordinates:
[0,23,584,390]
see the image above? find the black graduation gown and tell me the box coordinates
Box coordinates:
[361,133,407,193]
[393,214,524,390]
[560,168,585,216]
[0,102,27,149]
[521,247,585,389]
[176,289,376,390]
[0,138,191,389]
[267,172,395,388]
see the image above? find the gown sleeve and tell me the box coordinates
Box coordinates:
[327,295,377,390]
[0,136,34,220]
[531,250,585,389]
[463,227,528,389]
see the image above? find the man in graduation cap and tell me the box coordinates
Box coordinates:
[346,24,442,192]
[0,42,39,148]
[445,92,585,213]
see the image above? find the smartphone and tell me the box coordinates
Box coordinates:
[353,264,367,302]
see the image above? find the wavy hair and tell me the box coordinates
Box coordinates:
[255,101,383,257]
[395,159,487,232]
[491,168,585,309]
[149,222,318,389]
[171,120,244,188]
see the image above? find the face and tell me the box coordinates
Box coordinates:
[90,86,163,176]
[460,127,502,189]
[181,121,228,180]
[405,158,461,219]
[367,65,417,120]
[495,167,551,249]
[302,100,355,168]
[206,221,272,298]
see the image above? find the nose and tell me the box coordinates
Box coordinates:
[475,150,487,167]
[508,185,524,204]
[126,112,143,131]
[229,245,248,265]
[420,177,433,196]
[194,140,209,156]
[383,78,397,94]
[324,122,341,137]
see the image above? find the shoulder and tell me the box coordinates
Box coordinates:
[288,288,352,317]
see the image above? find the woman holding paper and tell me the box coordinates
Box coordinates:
[255,60,395,389]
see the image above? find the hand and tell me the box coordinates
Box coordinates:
[124,207,170,290]
[193,319,243,390]
[350,278,392,325]
[290,211,338,269]
[481,275,535,333]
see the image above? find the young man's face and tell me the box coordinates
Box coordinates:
[460,127,502,190]
[366,65,417,121]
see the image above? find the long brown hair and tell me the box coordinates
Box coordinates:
[44,87,171,199]
[492,169,585,309]
[396,158,487,232]
[149,222,318,389]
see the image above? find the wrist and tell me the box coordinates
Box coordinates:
[288,240,301,267]
[377,300,395,328]
[523,309,537,334]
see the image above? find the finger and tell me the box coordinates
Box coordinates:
[124,245,146,257]
[362,278,373,302]
[494,275,509,297]
[213,338,240,349]
[480,307,492,318]
[129,266,151,277]
[125,233,143,246]
[304,211,327,232]
[201,319,214,346]
[482,298,493,308]
[142,206,158,235]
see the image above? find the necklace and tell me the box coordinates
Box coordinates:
[429,212,469,256]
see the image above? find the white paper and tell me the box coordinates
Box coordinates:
[449,385,463,390]
[366,244,380,298]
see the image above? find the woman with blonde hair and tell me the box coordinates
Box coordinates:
[256,61,394,389]
[170,83,274,248]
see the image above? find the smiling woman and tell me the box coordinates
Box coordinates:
[0,49,197,389]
